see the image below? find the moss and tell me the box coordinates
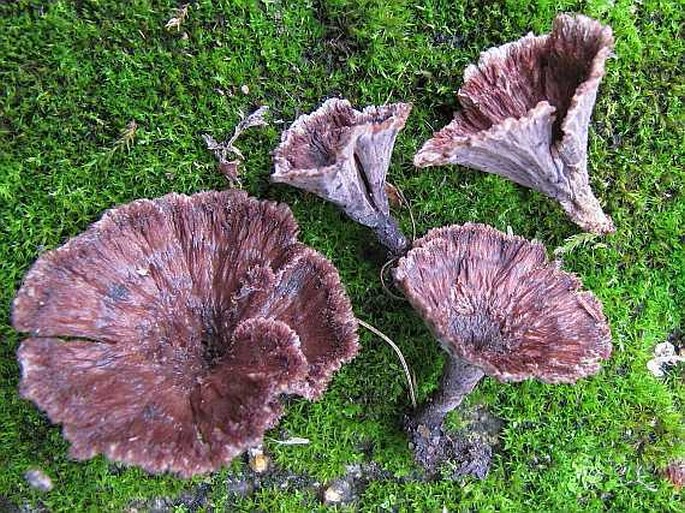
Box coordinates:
[1,0,683,510]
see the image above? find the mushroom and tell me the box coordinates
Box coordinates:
[393,223,612,475]
[414,14,615,234]
[12,190,359,477]
[272,98,412,255]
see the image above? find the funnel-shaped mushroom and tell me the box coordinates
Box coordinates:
[273,98,412,255]
[414,15,615,234]
[394,223,611,474]
[13,190,358,477]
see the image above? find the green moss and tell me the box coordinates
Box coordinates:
[1,0,683,510]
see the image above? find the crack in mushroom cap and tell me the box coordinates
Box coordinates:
[414,14,615,234]
[12,190,359,476]
[393,223,612,383]
[272,98,411,229]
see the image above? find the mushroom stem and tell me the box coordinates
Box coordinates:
[413,357,484,430]
[371,215,409,256]
[405,356,485,476]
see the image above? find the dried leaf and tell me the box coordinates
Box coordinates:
[165,4,189,31]
[385,183,404,208]
[218,160,241,185]
[113,120,138,152]
[203,106,270,183]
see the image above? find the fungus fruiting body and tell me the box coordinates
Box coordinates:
[414,15,615,234]
[394,223,612,475]
[272,98,412,255]
[13,190,359,477]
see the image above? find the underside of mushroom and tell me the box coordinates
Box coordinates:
[414,14,615,234]
[272,98,412,255]
[394,223,612,476]
[13,190,359,477]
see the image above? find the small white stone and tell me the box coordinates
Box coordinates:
[323,486,343,504]
[240,84,250,95]
[248,447,269,473]
[24,468,53,492]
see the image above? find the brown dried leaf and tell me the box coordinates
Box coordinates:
[165,4,189,31]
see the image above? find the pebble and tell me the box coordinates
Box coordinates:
[248,447,269,473]
[322,479,352,505]
[24,468,53,492]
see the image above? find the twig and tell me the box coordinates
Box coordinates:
[358,319,417,408]
[165,4,189,31]
[203,106,270,185]
[379,257,405,301]
[395,184,416,242]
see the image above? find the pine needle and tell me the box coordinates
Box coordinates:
[358,319,417,408]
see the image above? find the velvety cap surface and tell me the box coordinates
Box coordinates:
[394,223,612,383]
[13,190,359,476]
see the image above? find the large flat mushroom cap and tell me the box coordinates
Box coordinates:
[394,223,612,383]
[414,14,614,234]
[12,190,359,476]
[18,320,307,477]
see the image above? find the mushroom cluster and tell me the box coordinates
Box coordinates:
[12,12,622,484]
[267,13,616,479]
[13,190,358,477]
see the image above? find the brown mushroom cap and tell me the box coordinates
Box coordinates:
[393,223,611,383]
[414,15,615,234]
[13,190,358,476]
[272,98,411,254]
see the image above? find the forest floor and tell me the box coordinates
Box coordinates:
[1,1,683,511]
